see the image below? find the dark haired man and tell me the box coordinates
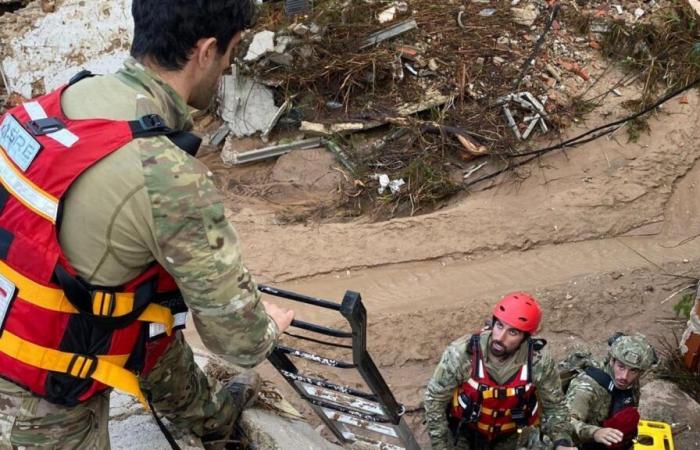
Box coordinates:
[424,293,577,450]
[0,1,293,448]
[565,333,657,449]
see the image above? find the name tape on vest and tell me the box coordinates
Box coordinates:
[0,114,42,172]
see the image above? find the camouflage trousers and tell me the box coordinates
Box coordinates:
[0,333,236,449]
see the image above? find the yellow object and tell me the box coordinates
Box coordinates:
[634,420,674,450]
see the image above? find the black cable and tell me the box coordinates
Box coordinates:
[147,393,182,450]
[284,331,354,349]
[465,77,700,188]
[513,4,561,90]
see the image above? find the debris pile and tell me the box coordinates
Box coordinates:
[1,0,698,218]
[214,0,698,217]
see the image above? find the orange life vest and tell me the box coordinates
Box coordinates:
[450,333,541,442]
[0,74,197,407]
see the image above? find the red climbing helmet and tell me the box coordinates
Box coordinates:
[492,292,542,334]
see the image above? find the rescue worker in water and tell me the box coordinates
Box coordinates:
[424,292,577,450]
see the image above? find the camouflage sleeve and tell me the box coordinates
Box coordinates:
[565,376,602,442]
[424,336,471,450]
[140,139,278,368]
[532,346,574,444]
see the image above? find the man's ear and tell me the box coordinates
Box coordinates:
[194,37,219,68]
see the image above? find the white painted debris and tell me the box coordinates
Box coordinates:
[612,4,624,14]
[377,1,408,23]
[1,0,132,98]
[634,7,645,20]
[218,66,279,137]
[244,30,276,62]
[511,5,539,26]
[378,7,397,23]
[479,8,497,16]
[374,174,405,195]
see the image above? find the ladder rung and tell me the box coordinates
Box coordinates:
[279,370,377,400]
[277,346,356,369]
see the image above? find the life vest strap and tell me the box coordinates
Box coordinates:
[0,330,146,406]
[0,260,174,335]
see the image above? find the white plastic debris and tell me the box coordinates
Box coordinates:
[373,174,405,194]
[479,8,497,16]
[612,4,623,14]
[634,7,645,20]
[244,30,276,62]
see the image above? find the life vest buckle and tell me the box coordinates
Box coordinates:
[92,290,117,317]
[67,353,97,379]
[138,114,169,133]
[26,117,66,136]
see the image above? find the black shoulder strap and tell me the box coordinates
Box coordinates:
[584,366,615,392]
[167,131,202,157]
[584,367,636,415]
[467,333,481,378]
[129,114,201,156]
[68,70,95,86]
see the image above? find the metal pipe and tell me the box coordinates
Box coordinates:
[289,319,353,338]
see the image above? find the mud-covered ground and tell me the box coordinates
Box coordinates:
[183,87,700,447]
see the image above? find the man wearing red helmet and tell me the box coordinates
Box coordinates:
[425,292,577,450]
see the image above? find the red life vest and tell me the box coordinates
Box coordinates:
[0,76,196,407]
[583,367,640,449]
[450,333,541,441]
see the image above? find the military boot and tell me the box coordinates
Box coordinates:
[226,371,261,421]
[202,371,261,450]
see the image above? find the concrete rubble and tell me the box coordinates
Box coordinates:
[218,65,280,137]
[0,0,132,98]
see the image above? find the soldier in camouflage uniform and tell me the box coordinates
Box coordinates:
[565,333,657,450]
[0,1,295,448]
[424,293,577,450]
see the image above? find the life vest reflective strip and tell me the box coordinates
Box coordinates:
[450,333,541,441]
[0,81,192,407]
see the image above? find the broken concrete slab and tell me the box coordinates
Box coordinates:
[244,30,276,62]
[1,0,132,98]
[240,408,343,450]
[219,65,280,137]
[511,4,539,27]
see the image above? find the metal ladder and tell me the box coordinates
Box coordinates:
[260,285,421,450]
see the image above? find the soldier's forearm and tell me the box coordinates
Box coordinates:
[424,398,452,450]
[572,419,601,443]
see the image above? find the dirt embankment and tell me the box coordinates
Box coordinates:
[183,90,700,447]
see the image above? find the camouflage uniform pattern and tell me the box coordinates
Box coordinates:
[424,332,574,450]
[0,58,277,448]
[565,333,655,444]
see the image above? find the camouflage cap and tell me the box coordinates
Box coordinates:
[609,333,657,371]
